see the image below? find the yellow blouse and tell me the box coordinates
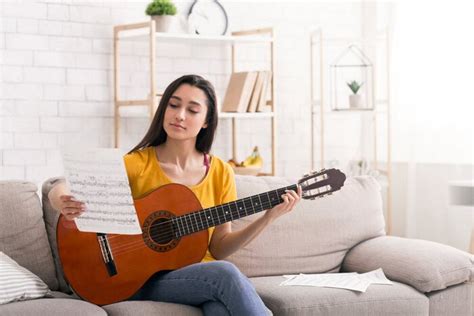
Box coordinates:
[123,146,237,262]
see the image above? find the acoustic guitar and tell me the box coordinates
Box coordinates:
[57,168,346,305]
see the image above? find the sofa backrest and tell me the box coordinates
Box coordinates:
[225,175,386,277]
[41,177,70,293]
[0,181,59,291]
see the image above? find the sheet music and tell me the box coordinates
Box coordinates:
[62,148,142,235]
[280,268,393,292]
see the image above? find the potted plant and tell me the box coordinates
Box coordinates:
[145,0,177,32]
[347,80,364,108]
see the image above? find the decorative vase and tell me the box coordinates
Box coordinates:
[349,94,363,109]
[151,15,174,32]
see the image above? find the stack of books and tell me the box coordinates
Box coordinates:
[221,71,272,113]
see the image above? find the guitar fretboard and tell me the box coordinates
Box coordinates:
[172,184,297,238]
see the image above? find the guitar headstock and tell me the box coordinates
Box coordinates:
[298,168,346,200]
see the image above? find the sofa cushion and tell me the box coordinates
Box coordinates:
[426,282,472,316]
[342,236,474,293]
[102,301,202,316]
[0,298,106,316]
[0,181,58,291]
[41,177,70,293]
[226,175,385,277]
[250,276,429,316]
[0,252,50,305]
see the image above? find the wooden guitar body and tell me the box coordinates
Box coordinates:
[57,184,208,305]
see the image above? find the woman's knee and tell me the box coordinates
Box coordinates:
[207,261,242,277]
[206,261,250,287]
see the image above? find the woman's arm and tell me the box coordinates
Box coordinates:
[48,180,85,221]
[209,186,302,259]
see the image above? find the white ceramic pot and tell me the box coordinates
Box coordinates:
[151,15,174,32]
[349,94,363,108]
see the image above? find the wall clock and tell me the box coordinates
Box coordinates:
[188,0,229,36]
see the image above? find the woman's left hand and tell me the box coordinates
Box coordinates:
[264,185,302,222]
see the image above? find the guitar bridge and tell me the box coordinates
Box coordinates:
[97,233,117,277]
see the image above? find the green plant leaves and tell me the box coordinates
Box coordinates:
[145,0,177,16]
[347,80,363,94]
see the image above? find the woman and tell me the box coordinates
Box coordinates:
[49,74,301,315]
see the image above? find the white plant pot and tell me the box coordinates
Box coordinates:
[349,94,363,109]
[151,15,174,32]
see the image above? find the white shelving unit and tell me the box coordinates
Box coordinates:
[310,27,393,233]
[113,21,276,175]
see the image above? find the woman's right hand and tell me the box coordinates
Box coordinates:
[58,195,86,221]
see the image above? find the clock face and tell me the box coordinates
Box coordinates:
[188,0,228,36]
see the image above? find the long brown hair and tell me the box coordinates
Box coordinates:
[128,75,218,154]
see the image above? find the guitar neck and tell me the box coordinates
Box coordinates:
[173,184,298,238]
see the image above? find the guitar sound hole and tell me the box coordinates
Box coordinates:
[149,218,174,245]
[143,211,179,252]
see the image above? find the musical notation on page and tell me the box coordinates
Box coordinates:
[62,148,142,235]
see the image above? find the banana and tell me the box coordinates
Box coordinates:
[242,146,263,168]
[251,153,263,168]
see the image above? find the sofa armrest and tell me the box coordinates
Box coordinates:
[342,236,473,293]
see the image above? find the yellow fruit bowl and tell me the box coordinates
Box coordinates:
[232,165,262,176]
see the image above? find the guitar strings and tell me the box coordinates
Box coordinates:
[106,186,295,247]
[107,197,285,256]
[108,196,282,254]
[110,199,279,256]
[105,185,296,245]
[107,185,302,255]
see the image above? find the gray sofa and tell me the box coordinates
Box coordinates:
[0,175,472,315]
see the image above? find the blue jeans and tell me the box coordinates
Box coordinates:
[130,260,270,316]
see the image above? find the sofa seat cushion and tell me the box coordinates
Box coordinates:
[426,282,472,316]
[0,181,58,291]
[102,301,202,315]
[0,298,106,316]
[227,175,386,277]
[250,276,429,316]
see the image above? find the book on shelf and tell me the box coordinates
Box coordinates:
[256,71,272,112]
[247,71,266,113]
[221,71,258,113]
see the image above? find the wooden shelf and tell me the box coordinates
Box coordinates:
[311,106,387,114]
[118,107,275,119]
[119,31,274,44]
[311,99,388,107]
[332,108,374,112]
[219,112,274,119]
[114,21,277,176]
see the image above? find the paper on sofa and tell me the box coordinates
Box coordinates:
[280,268,393,292]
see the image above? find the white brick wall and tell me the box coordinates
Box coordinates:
[0,0,373,187]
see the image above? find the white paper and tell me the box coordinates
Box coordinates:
[62,148,142,235]
[280,268,392,292]
[359,268,393,285]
